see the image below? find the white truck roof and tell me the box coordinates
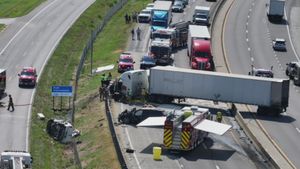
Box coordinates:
[153,1,172,10]
[189,25,211,39]
[195,6,210,11]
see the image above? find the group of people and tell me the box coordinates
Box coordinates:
[124,12,139,24]
[99,72,112,101]
[131,27,141,41]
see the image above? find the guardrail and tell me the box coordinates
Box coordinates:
[71,0,128,168]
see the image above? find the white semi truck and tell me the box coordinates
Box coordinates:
[112,66,289,115]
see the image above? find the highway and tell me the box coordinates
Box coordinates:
[0,0,94,152]
[224,0,300,167]
[114,0,271,168]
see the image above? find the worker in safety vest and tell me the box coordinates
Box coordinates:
[100,73,106,87]
[216,111,222,123]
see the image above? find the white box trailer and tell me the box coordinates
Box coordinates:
[148,66,289,115]
[187,25,210,57]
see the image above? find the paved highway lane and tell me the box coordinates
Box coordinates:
[224,0,300,167]
[0,0,94,152]
[118,0,266,168]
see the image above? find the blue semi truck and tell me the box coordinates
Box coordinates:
[151,1,172,32]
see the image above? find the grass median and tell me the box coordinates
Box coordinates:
[30,0,150,168]
[0,24,5,32]
[0,0,45,17]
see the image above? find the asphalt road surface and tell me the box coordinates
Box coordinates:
[224,0,300,167]
[114,0,271,168]
[0,0,94,152]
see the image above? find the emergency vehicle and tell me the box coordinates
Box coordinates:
[137,106,231,151]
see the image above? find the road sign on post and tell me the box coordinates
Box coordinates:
[51,86,73,111]
[52,86,73,97]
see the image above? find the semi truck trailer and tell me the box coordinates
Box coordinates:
[112,66,289,115]
[187,25,214,71]
[0,69,6,98]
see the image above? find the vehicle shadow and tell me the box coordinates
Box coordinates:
[269,18,289,25]
[139,138,234,161]
[239,111,295,123]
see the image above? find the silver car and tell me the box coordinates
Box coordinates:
[272,38,286,51]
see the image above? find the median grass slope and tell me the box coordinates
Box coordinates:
[30,0,150,168]
[0,24,5,32]
[0,0,45,17]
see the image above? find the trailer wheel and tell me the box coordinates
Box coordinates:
[123,117,130,124]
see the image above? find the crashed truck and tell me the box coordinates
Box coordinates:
[137,106,231,151]
[46,119,80,144]
[111,66,289,116]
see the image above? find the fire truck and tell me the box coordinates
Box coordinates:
[151,21,189,50]
[137,106,231,151]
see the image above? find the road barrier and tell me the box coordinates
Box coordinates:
[71,0,128,168]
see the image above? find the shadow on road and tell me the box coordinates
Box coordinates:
[239,111,296,123]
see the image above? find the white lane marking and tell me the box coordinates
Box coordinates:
[121,104,142,169]
[251,57,254,62]
[246,38,249,42]
[284,7,300,61]
[296,128,300,133]
[249,8,252,12]
[246,22,248,26]
[248,47,251,51]
[246,30,248,34]
[26,0,96,150]
[247,15,250,18]
[216,165,220,169]
[0,0,60,56]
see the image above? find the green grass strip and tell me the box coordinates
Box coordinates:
[0,0,45,17]
[30,0,150,168]
[0,24,5,32]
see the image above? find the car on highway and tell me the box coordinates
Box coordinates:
[176,0,189,7]
[140,55,156,69]
[272,38,286,51]
[249,67,274,78]
[172,1,184,13]
[118,107,166,124]
[18,67,37,87]
[117,52,135,73]
[138,9,151,23]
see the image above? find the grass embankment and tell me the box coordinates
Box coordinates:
[0,0,45,17]
[0,24,5,32]
[30,0,150,168]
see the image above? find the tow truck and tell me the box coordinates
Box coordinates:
[137,106,232,151]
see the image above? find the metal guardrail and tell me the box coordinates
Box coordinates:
[71,0,128,168]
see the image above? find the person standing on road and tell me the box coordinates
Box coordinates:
[99,86,104,101]
[7,94,14,112]
[131,28,135,40]
[136,27,141,41]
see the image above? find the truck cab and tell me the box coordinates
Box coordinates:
[193,6,210,26]
[150,39,172,65]
[190,40,213,71]
[286,62,300,85]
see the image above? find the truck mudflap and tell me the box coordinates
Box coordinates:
[257,106,284,116]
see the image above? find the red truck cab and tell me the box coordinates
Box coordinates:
[189,40,213,71]
[18,67,37,87]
